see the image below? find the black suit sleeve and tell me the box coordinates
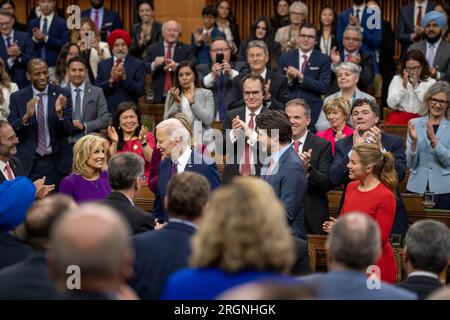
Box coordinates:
[329,139,351,186]
[308,139,332,194]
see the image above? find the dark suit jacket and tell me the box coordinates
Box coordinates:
[96,55,146,114]
[229,68,289,110]
[7,84,73,176]
[278,49,331,129]
[221,105,267,184]
[145,41,195,102]
[191,27,225,65]
[397,2,435,56]
[409,40,450,82]
[291,237,312,276]
[130,21,163,59]
[152,150,221,222]
[0,30,35,88]
[131,221,196,299]
[0,232,31,271]
[81,8,123,42]
[0,156,25,183]
[263,146,308,240]
[101,191,154,234]
[27,16,70,67]
[397,275,442,300]
[302,133,332,234]
[315,30,338,54]
[196,61,247,119]
[0,250,57,299]
[329,132,408,235]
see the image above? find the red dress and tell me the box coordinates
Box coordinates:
[341,181,397,283]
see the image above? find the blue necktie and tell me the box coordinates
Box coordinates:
[217,73,226,121]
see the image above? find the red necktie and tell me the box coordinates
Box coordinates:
[241,112,255,176]
[293,140,302,154]
[113,59,123,83]
[347,53,353,62]
[94,9,100,31]
[300,54,308,73]
[5,162,13,180]
[416,6,423,28]
[164,44,173,92]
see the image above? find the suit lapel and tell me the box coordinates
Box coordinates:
[434,42,448,69]
[82,83,92,121]
[436,118,449,140]
[184,150,195,172]
[303,132,313,153]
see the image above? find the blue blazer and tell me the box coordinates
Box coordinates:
[132,221,196,299]
[81,8,123,42]
[7,84,73,175]
[96,55,146,114]
[27,16,69,67]
[152,150,221,222]
[262,146,308,240]
[278,49,331,128]
[0,30,35,88]
[406,117,450,195]
[329,133,408,235]
[191,27,225,65]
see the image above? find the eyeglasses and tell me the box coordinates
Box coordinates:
[299,34,316,40]
[290,11,305,16]
[138,174,146,181]
[344,37,361,42]
[405,66,421,71]
[243,91,262,97]
[210,48,230,53]
[430,98,449,106]
[0,22,11,26]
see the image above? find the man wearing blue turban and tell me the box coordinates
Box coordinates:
[409,11,450,82]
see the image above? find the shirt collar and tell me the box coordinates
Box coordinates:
[2,30,14,40]
[32,85,48,96]
[353,4,366,11]
[42,12,54,21]
[93,7,104,14]
[261,68,267,79]
[175,147,192,167]
[71,81,85,92]
[408,271,439,279]
[114,55,127,63]
[428,38,441,49]
[415,1,427,9]
[245,105,263,117]
[169,218,198,230]
[299,49,313,58]
[164,41,176,48]
[344,49,358,56]
[293,131,308,145]
[0,159,8,171]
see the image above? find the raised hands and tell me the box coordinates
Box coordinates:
[108,126,119,144]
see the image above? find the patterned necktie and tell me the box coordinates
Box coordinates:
[347,53,353,62]
[170,160,178,177]
[5,162,13,180]
[164,44,173,92]
[40,17,48,59]
[241,112,255,176]
[293,140,302,154]
[300,54,308,73]
[74,88,82,120]
[5,36,11,48]
[94,9,100,31]
[428,44,435,67]
[113,59,123,83]
[36,92,47,156]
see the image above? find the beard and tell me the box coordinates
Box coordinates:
[426,33,443,44]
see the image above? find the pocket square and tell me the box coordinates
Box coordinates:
[309,66,320,70]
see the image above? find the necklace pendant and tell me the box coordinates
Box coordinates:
[133,144,138,150]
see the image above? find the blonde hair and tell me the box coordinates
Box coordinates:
[190,177,295,273]
[352,143,398,193]
[71,17,101,44]
[72,134,107,177]
[322,97,351,120]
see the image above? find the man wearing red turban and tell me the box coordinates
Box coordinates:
[96,29,146,114]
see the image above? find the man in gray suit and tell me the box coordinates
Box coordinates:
[66,56,110,144]
[408,11,450,82]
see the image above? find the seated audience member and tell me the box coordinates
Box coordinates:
[239,17,281,70]
[408,11,450,82]
[406,82,450,209]
[152,118,220,223]
[302,213,416,300]
[230,40,288,111]
[164,60,215,149]
[66,56,110,144]
[386,50,436,125]
[271,0,291,31]
[0,9,34,89]
[49,43,81,87]
[316,5,338,57]
[108,102,155,184]
[256,110,308,240]
[48,203,137,300]
[0,56,18,120]
[315,62,375,132]
[0,194,76,299]
[196,37,245,121]
[324,143,398,284]
[330,25,374,94]
[0,0,26,32]
[286,99,332,235]
[27,0,70,69]
[329,99,408,236]
[191,5,225,65]
[96,29,145,114]
[215,0,240,56]
[275,1,307,52]
[278,23,331,132]
[398,220,450,300]
[162,177,296,300]
[130,0,162,60]
[132,172,210,299]
[75,17,112,82]
[81,0,123,42]
[146,20,194,103]
[60,134,111,203]
[0,177,34,270]
[316,97,354,155]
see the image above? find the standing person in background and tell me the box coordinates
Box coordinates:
[0,0,26,32]
[271,0,291,31]
[316,5,338,57]
[49,43,81,87]
[215,0,240,58]
[275,1,308,52]
[81,0,123,42]
[0,56,17,120]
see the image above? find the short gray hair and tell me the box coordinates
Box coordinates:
[246,40,269,56]
[156,118,191,147]
[286,98,311,118]
[423,81,450,118]
[327,212,381,270]
[335,61,361,77]
[405,220,450,273]
[290,1,308,16]
[162,20,182,34]
[343,25,363,41]
[108,152,145,190]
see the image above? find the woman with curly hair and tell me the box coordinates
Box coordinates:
[0,57,18,120]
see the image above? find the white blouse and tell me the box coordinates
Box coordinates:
[0,82,19,120]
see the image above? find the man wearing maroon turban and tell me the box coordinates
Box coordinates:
[96,29,145,114]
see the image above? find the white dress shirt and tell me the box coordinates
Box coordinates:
[414,1,428,27]
[292,131,308,154]
[175,147,192,173]
[71,82,86,117]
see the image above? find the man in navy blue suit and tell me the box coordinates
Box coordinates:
[256,110,308,240]
[0,10,35,88]
[329,98,408,236]
[152,118,221,223]
[7,58,73,190]
[132,171,210,299]
[81,0,123,42]
[27,0,69,68]
[278,23,331,132]
[96,29,145,114]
